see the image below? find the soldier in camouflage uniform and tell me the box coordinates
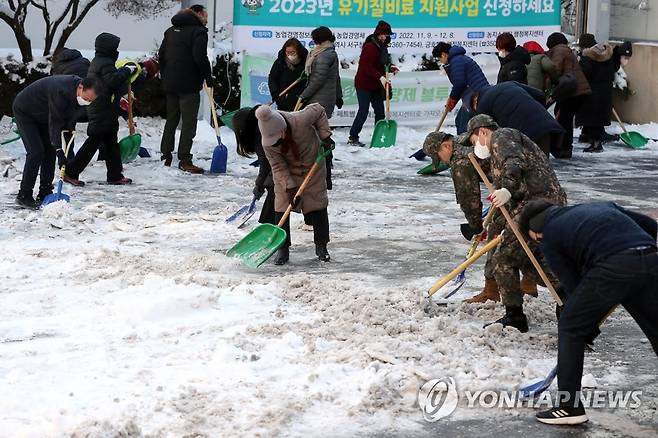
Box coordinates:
[466,114,567,332]
[422,131,539,303]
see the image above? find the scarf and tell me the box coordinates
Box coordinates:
[304,41,334,76]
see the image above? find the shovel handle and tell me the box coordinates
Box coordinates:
[127,83,135,135]
[58,131,75,179]
[612,107,629,135]
[468,153,563,306]
[204,84,221,137]
[277,78,302,99]
[428,235,502,296]
[466,206,497,259]
[384,67,391,121]
[435,106,449,132]
[276,144,333,228]
[293,97,303,112]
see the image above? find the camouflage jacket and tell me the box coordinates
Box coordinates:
[450,134,492,230]
[490,127,568,213]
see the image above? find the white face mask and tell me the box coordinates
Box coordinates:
[474,141,490,159]
[287,55,299,64]
[498,50,506,58]
[620,56,630,66]
[77,95,92,106]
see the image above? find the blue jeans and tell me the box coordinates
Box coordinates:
[349,89,385,140]
[455,106,471,135]
[557,249,658,407]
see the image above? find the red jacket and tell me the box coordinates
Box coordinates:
[355,41,385,91]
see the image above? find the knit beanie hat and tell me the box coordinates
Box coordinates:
[546,32,568,49]
[374,20,392,36]
[255,105,287,147]
[618,41,633,57]
[578,33,597,49]
[523,41,545,54]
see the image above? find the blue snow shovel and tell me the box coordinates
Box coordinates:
[226,196,258,227]
[43,132,75,206]
[205,84,228,173]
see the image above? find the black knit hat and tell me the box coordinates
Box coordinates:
[519,200,556,239]
[374,20,392,36]
[578,33,596,49]
[619,41,633,57]
[311,26,335,44]
[546,32,568,49]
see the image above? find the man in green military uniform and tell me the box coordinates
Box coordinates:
[466,115,567,332]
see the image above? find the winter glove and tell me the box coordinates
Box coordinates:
[321,136,336,151]
[253,185,265,200]
[287,187,300,208]
[487,188,512,208]
[460,223,484,241]
[124,63,138,74]
[56,148,67,168]
[336,97,344,109]
[446,97,458,112]
[390,65,400,74]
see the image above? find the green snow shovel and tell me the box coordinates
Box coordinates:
[417,161,450,175]
[370,67,397,148]
[119,83,141,162]
[612,107,648,149]
[227,145,334,268]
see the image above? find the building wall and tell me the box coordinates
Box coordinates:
[610,2,655,41]
[613,43,658,124]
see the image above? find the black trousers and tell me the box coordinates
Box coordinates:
[274,208,330,248]
[557,249,658,407]
[66,132,123,182]
[161,92,200,163]
[555,95,586,155]
[14,110,56,197]
[259,187,276,225]
[349,89,385,140]
[581,126,605,141]
[535,131,565,157]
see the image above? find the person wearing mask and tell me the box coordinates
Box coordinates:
[471,81,565,157]
[64,32,135,186]
[348,20,399,147]
[268,38,308,112]
[158,5,213,174]
[519,200,657,425]
[232,106,275,226]
[523,41,557,94]
[432,42,490,134]
[574,34,616,153]
[255,104,333,265]
[13,75,98,208]
[299,26,343,119]
[495,32,531,84]
[545,32,592,159]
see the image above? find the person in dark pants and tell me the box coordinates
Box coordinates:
[64,33,134,186]
[158,5,213,174]
[268,38,308,112]
[432,42,490,134]
[348,20,398,147]
[519,200,658,425]
[233,106,275,225]
[12,75,98,209]
[545,32,592,158]
[256,104,333,265]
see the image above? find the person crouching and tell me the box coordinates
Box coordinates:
[255,104,333,265]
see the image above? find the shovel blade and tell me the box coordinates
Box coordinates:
[226,223,288,268]
[42,192,70,206]
[119,133,142,163]
[417,162,450,175]
[620,131,648,149]
[519,366,558,398]
[370,120,397,148]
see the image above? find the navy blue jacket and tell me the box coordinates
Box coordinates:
[445,46,490,106]
[13,75,81,148]
[540,202,658,294]
[51,48,90,78]
[476,81,564,143]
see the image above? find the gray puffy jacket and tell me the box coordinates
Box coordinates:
[300,46,342,119]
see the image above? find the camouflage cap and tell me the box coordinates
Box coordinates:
[422,131,453,162]
[466,114,498,139]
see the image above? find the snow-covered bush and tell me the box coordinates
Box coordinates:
[0,56,49,117]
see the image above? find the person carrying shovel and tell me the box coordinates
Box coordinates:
[255,104,333,265]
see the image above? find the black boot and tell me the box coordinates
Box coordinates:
[36,184,54,205]
[484,306,528,333]
[274,246,289,265]
[583,141,603,153]
[601,132,620,143]
[315,243,330,262]
[15,192,39,210]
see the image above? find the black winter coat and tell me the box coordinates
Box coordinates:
[540,202,657,294]
[51,48,90,77]
[575,44,615,127]
[159,11,213,95]
[476,82,564,143]
[268,47,308,111]
[86,33,132,136]
[13,75,82,147]
[497,46,530,84]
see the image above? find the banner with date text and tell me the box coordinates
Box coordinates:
[233,0,560,56]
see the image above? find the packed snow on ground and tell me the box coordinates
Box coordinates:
[0,117,657,437]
